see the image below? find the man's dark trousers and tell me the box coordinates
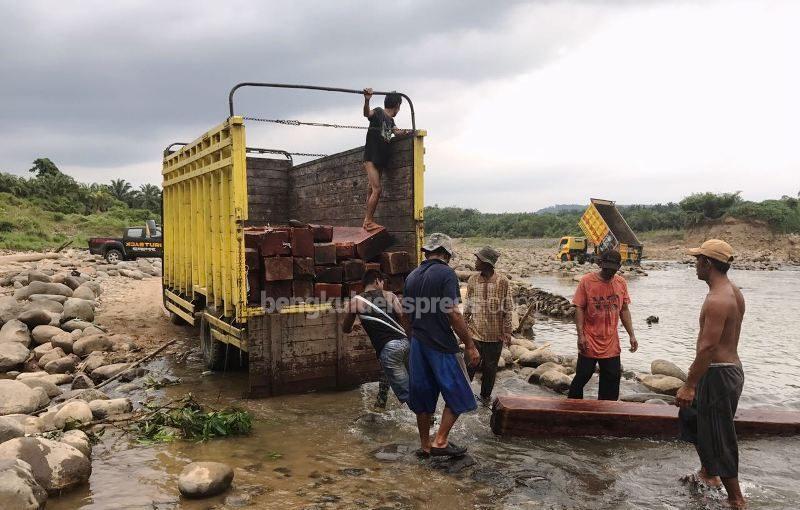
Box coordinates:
[567,354,622,401]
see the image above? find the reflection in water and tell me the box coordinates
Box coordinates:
[50,267,800,509]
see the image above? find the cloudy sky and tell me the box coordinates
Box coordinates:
[1,0,797,212]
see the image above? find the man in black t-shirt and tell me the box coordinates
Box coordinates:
[342,269,411,406]
[361,88,411,232]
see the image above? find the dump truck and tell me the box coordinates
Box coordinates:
[161,83,425,397]
[556,236,588,263]
[575,198,643,264]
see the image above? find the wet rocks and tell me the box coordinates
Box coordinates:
[60,430,91,458]
[538,370,572,393]
[72,334,112,357]
[61,298,94,323]
[71,374,95,390]
[0,459,48,510]
[0,380,44,415]
[91,362,130,381]
[89,398,132,419]
[178,461,234,498]
[650,359,687,382]
[639,374,684,396]
[645,315,659,325]
[518,347,559,368]
[528,362,572,384]
[44,355,78,374]
[0,437,91,494]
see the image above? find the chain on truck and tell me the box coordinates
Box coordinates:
[161,83,426,397]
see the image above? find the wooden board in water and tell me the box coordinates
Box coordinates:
[491,396,800,439]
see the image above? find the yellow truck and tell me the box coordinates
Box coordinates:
[161,83,426,396]
[576,198,643,264]
[557,236,588,263]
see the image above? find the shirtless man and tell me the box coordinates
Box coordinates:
[675,239,746,509]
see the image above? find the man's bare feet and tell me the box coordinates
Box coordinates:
[727,496,747,509]
[680,469,722,489]
[362,220,383,232]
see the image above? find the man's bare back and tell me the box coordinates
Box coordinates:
[698,280,745,364]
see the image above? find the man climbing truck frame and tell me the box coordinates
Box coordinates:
[161,83,426,397]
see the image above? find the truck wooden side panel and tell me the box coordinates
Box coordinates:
[288,135,421,255]
[246,156,291,226]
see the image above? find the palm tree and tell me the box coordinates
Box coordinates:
[107,179,133,203]
[137,184,162,211]
[29,158,60,178]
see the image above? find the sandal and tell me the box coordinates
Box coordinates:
[429,442,467,457]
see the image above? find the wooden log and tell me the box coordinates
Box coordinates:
[335,242,356,260]
[311,224,334,243]
[315,265,343,283]
[314,243,337,265]
[261,229,291,257]
[490,396,800,439]
[314,283,342,300]
[340,259,365,282]
[380,251,411,275]
[293,257,315,278]
[365,262,381,273]
[263,280,293,302]
[292,278,314,299]
[264,256,293,281]
[291,227,314,258]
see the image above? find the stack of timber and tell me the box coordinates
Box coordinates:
[244,224,415,306]
[491,396,800,439]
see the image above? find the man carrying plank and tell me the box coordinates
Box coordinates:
[676,239,746,509]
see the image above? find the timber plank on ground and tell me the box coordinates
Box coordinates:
[491,396,800,439]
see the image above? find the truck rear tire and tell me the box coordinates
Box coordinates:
[577,255,586,265]
[199,316,243,371]
[169,311,187,326]
[560,254,568,262]
[105,248,123,264]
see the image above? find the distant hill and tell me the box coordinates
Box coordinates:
[536,204,585,214]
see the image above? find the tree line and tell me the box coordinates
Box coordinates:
[426,192,800,238]
[0,158,161,216]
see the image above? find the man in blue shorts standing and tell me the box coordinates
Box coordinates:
[404,233,480,457]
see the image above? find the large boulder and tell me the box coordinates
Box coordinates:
[26,271,52,284]
[79,352,107,373]
[639,374,685,396]
[31,325,64,346]
[53,389,108,405]
[178,461,234,498]
[19,378,62,398]
[0,297,25,326]
[0,319,31,345]
[539,370,573,393]
[528,362,571,384]
[28,294,68,304]
[61,299,94,323]
[89,398,132,419]
[0,380,44,415]
[16,309,52,329]
[38,347,66,368]
[22,300,63,315]
[91,363,130,381]
[81,326,105,337]
[72,286,96,301]
[63,276,84,291]
[0,342,29,372]
[14,282,73,300]
[81,281,102,296]
[518,347,560,368]
[32,343,54,361]
[60,430,91,458]
[54,400,93,429]
[50,332,74,354]
[650,359,688,382]
[0,416,25,443]
[59,320,93,332]
[510,337,536,350]
[2,415,42,435]
[508,345,530,360]
[0,437,91,494]
[44,355,78,375]
[0,459,48,510]
[72,334,112,357]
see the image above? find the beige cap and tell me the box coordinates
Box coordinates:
[687,239,734,264]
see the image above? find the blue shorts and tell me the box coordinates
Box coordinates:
[408,337,477,416]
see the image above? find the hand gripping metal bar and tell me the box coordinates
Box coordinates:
[228,82,416,132]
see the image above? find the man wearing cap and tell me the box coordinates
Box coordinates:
[675,239,746,509]
[464,246,514,403]
[568,249,638,401]
[404,232,480,457]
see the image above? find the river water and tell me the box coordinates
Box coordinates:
[51,266,800,510]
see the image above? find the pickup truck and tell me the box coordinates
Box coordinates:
[88,221,163,263]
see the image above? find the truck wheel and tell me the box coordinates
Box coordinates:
[560,254,568,262]
[105,249,123,264]
[169,311,187,326]
[577,255,586,265]
[200,316,242,371]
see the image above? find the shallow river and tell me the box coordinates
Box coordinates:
[51,266,800,510]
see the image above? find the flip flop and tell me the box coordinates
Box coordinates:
[415,449,430,458]
[429,442,467,457]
